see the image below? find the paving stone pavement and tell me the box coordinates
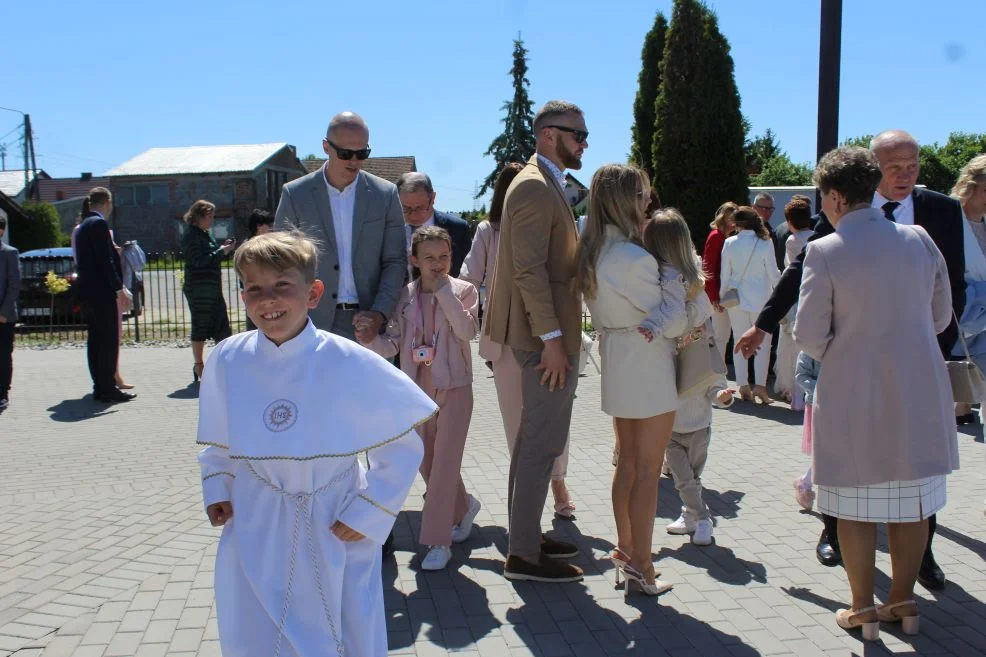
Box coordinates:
[1,342,984,657]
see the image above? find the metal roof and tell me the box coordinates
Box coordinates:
[105,143,291,177]
[0,170,37,197]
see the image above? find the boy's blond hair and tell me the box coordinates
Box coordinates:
[234,231,319,282]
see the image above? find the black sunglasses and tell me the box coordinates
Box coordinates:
[547,125,589,144]
[325,139,372,161]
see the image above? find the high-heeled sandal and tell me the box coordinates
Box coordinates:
[738,385,754,402]
[608,549,661,586]
[877,600,920,635]
[835,606,879,641]
[193,362,204,383]
[620,563,673,598]
[752,385,773,405]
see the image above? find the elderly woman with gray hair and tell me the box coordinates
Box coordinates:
[794,147,958,641]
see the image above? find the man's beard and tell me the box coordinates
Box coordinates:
[557,140,583,170]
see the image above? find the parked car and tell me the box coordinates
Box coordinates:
[17,247,83,325]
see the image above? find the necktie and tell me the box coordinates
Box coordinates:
[882,201,900,222]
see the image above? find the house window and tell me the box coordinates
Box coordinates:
[115,186,135,207]
[134,186,151,207]
[266,170,288,211]
[150,184,169,205]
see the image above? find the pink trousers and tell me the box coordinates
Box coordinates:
[416,366,473,547]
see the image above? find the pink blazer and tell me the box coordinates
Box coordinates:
[366,277,479,390]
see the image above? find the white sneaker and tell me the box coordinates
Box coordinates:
[692,519,714,546]
[666,514,697,535]
[421,545,451,571]
[450,495,482,543]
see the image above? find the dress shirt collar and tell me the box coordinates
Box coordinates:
[537,154,567,190]
[257,318,318,358]
[872,190,913,216]
[323,167,359,197]
[409,214,435,231]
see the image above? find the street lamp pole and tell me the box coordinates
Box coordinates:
[816,0,843,164]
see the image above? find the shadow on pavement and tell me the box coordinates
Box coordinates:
[657,542,767,586]
[47,396,118,422]
[727,400,803,426]
[936,524,986,563]
[168,383,199,399]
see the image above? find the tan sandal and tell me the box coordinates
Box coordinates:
[835,606,879,641]
[877,600,919,635]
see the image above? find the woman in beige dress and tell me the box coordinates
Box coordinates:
[576,164,688,596]
[794,147,958,640]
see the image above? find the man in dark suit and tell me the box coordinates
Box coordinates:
[75,188,135,404]
[735,130,964,591]
[396,172,471,278]
[0,216,20,412]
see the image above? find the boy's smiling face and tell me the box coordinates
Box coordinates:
[240,264,324,346]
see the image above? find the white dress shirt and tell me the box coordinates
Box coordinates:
[323,169,359,303]
[873,190,915,226]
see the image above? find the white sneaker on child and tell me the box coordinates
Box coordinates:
[692,519,714,546]
[450,495,482,543]
[422,545,451,571]
[666,514,697,535]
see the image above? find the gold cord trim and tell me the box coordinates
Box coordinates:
[203,471,235,482]
[224,409,438,461]
[197,440,230,449]
[357,494,397,517]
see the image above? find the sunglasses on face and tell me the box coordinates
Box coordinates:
[325,139,371,161]
[547,125,589,144]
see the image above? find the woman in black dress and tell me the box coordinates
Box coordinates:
[182,200,235,381]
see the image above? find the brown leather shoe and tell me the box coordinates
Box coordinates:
[504,555,584,583]
[541,534,578,559]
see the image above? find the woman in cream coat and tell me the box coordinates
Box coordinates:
[576,164,686,596]
[719,206,780,403]
[794,147,958,640]
[460,163,578,519]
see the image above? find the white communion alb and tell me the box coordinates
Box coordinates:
[197,321,436,657]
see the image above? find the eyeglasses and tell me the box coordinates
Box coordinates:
[547,125,589,144]
[325,139,371,161]
[754,204,775,213]
[402,203,432,216]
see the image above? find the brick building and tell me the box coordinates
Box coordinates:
[104,143,307,252]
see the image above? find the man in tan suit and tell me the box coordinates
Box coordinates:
[485,100,587,582]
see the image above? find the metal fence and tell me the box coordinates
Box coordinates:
[15,253,248,344]
[15,253,594,344]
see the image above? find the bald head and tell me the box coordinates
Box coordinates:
[870,130,918,157]
[326,112,369,140]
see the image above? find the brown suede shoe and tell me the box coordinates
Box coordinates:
[504,555,584,583]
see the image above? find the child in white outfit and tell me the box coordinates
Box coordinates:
[793,350,821,510]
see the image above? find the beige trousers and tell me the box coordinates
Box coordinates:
[491,347,570,479]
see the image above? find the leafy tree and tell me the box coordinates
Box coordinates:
[477,37,536,198]
[745,128,782,174]
[651,0,748,245]
[839,135,873,149]
[629,12,668,178]
[10,202,64,251]
[840,132,986,193]
[751,154,813,186]
[456,205,489,235]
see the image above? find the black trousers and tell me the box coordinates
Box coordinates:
[85,298,119,395]
[822,512,937,554]
[0,321,13,398]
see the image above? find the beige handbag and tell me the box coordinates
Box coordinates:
[720,240,758,309]
[947,312,986,404]
[676,320,727,397]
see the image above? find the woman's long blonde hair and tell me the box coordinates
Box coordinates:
[642,208,704,287]
[952,154,986,205]
[575,164,649,300]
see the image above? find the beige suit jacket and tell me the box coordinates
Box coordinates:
[484,155,582,356]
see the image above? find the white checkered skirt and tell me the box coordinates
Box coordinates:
[817,475,947,522]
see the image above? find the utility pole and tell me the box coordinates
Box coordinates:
[816,0,842,163]
[24,114,39,200]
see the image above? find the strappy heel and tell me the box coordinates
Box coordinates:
[835,606,879,641]
[621,563,673,598]
[877,600,920,635]
[609,549,660,586]
[193,362,204,383]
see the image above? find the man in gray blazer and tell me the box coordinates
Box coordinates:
[274,112,406,343]
[0,216,20,412]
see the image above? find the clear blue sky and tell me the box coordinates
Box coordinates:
[2,0,983,212]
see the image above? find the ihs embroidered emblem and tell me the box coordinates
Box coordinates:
[263,399,298,432]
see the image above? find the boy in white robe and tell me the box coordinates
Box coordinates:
[197,231,435,657]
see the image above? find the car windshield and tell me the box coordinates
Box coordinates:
[20,257,76,278]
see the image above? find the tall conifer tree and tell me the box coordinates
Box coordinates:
[630,12,668,179]
[652,0,748,244]
[477,37,536,198]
